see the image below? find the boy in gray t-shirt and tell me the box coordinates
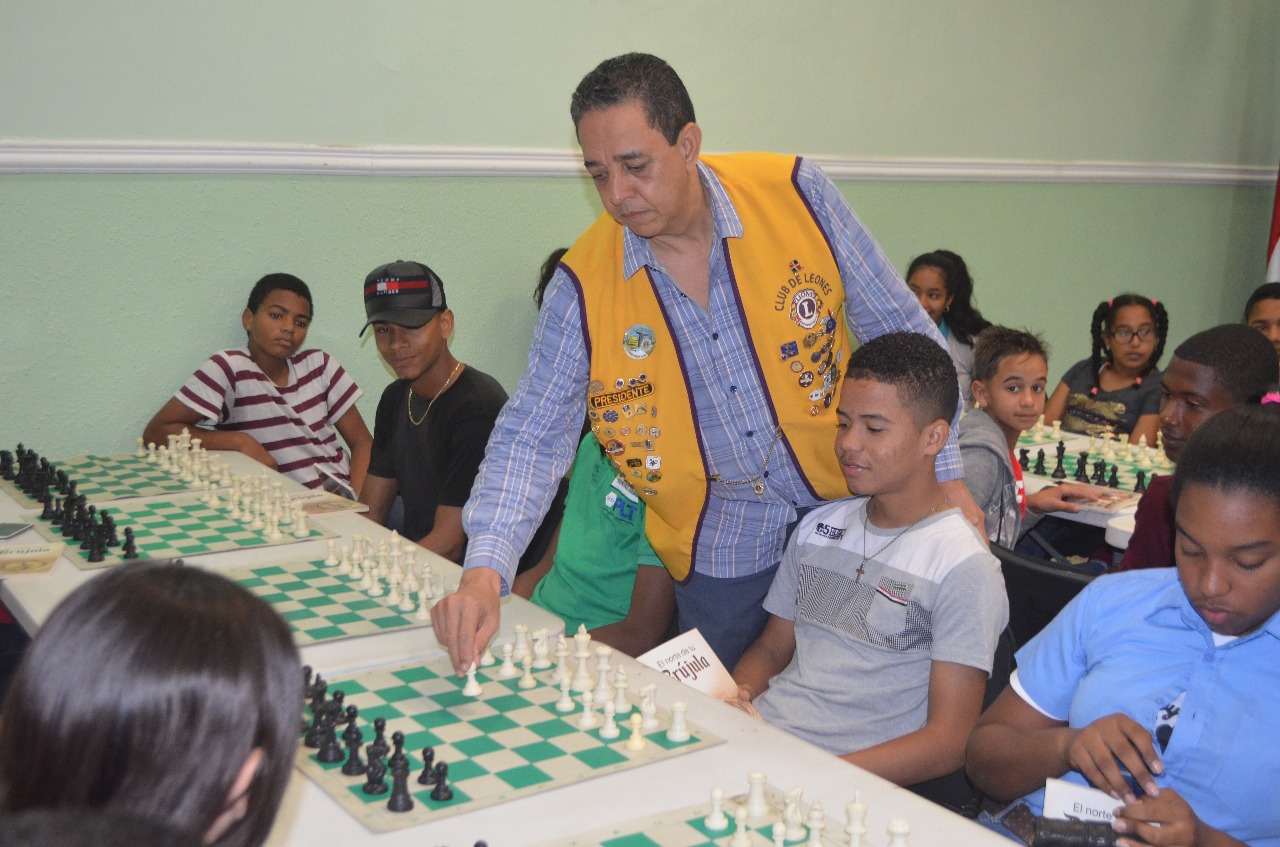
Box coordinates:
[731,332,1008,788]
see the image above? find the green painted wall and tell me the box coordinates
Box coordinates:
[1,1,1277,457]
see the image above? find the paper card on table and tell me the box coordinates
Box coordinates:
[636,628,737,700]
[0,542,64,575]
[288,490,369,515]
[1043,777,1122,822]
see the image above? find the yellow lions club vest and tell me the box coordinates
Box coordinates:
[563,153,850,581]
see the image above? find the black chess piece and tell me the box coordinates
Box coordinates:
[329,691,346,725]
[87,534,105,564]
[304,679,329,749]
[40,493,54,520]
[1107,466,1120,488]
[1050,451,1066,480]
[316,708,345,764]
[341,706,366,777]
[386,760,414,813]
[368,717,389,764]
[388,731,408,771]
[429,762,453,802]
[362,754,388,796]
[1134,470,1147,494]
[417,747,437,785]
[1018,448,1030,471]
[101,512,118,546]
[121,527,139,560]
[1034,449,1046,475]
[1074,452,1090,483]
[1092,460,1107,486]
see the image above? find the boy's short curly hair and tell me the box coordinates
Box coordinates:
[845,332,958,427]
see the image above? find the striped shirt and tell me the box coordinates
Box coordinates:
[463,158,958,587]
[176,347,361,489]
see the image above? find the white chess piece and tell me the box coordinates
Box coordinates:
[577,690,599,730]
[531,628,551,669]
[498,642,518,678]
[478,642,496,667]
[625,712,645,751]
[292,510,309,538]
[784,786,806,840]
[366,568,383,597]
[771,821,787,847]
[398,575,417,612]
[593,645,613,703]
[415,587,430,621]
[704,787,728,830]
[338,544,352,574]
[462,663,482,697]
[385,577,402,607]
[613,668,631,715]
[745,771,768,818]
[886,818,911,847]
[135,436,147,457]
[730,805,751,847]
[571,624,594,692]
[513,623,530,661]
[845,790,868,847]
[805,802,825,847]
[555,675,575,713]
[599,699,619,739]
[640,684,659,730]
[518,653,537,690]
[665,701,689,743]
[554,636,570,682]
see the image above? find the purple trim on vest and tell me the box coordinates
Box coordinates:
[644,266,710,585]
[790,156,839,264]
[560,262,593,362]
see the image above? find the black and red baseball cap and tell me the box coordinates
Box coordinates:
[360,260,447,336]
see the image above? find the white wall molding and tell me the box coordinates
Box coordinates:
[0,139,1273,186]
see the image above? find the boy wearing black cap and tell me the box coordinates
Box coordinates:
[359,260,508,562]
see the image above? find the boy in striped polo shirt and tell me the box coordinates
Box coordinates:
[144,273,372,495]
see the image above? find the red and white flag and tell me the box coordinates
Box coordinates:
[1269,161,1280,283]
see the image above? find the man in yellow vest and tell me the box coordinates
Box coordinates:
[433,53,981,672]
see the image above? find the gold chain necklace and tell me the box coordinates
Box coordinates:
[407,361,463,426]
[855,496,949,583]
[707,426,782,496]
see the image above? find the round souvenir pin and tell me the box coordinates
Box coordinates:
[622,325,657,360]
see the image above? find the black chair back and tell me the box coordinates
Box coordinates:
[992,542,1097,651]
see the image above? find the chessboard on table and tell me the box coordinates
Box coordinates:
[1025,450,1164,499]
[0,453,206,509]
[298,656,722,833]
[547,781,856,847]
[25,493,334,571]
[228,558,434,646]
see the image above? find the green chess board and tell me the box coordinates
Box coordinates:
[299,657,722,833]
[27,494,334,570]
[230,559,434,646]
[0,453,205,509]
[548,783,848,846]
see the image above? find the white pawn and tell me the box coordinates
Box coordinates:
[730,806,751,847]
[845,790,868,847]
[703,787,728,831]
[292,510,309,538]
[324,540,338,566]
[599,699,619,739]
[555,675,575,712]
[625,712,645,751]
[886,818,911,847]
[771,820,787,847]
[366,568,384,597]
[498,642,518,678]
[415,587,430,621]
[478,642,496,667]
[146,442,159,463]
[640,684,659,730]
[385,577,402,607]
[665,700,689,743]
[805,802,825,847]
[349,555,364,581]
[745,771,768,818]
[613,668,632,715]
[1050,419,1062,439]
[398,576,417,612]
[338,544,352,575]
[577,690,599,730]
[266,513,283,541]
[135,436,147,457]
[462,663,482,697]
[518,653,537,690]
